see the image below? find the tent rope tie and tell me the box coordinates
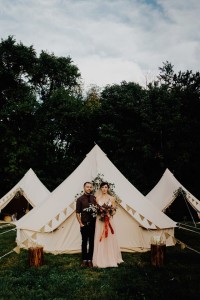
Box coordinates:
[0,249,14,260]
[180,189,197,227]
[0,228,16,236]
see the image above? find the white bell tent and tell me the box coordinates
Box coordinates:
[146,168,200,221]
[16,145,176,253]
[0,168,50,221]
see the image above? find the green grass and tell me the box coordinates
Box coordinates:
[0,223,200,300]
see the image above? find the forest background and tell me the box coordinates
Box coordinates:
[0,36,200,199]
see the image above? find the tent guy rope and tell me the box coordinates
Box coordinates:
[0,249,14,260]
[177,225,200,235]
[181,189,197,227]
[177,222,200,230]
[0,228,16,236]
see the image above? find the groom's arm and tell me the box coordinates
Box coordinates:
[76,198,84,227]
[76,213,84,227]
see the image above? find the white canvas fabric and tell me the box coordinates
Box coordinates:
[0,168,50,211]
[16,145,176,253]
[146,168,200,217]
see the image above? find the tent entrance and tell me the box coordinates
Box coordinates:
[0,193,33,221]
[164,194,199,222]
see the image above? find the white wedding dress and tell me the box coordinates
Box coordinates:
[92,199,123,268]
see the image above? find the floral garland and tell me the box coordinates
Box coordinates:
[74,173,121,206]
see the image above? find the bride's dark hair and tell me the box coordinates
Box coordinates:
[100,182,109,188]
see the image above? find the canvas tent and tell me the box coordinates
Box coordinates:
[16,145,176,253]
[146,168,200,221]
[0,168,50,221]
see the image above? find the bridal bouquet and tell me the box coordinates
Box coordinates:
[97,202,116,222]
[97,202,116,241]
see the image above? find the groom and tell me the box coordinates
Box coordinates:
[76,182,96,267]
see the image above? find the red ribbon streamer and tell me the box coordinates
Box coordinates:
[99,215,114,242]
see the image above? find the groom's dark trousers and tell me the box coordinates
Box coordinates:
[81,221,96,261]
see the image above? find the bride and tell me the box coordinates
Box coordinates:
[92,182,123,268]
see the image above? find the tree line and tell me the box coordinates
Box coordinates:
[0,36,200,198]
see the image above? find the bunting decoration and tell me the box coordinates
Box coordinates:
[22,239,29,247]
[48,220,52,228]
[63,208,67,215]
[149,229,185,248]
[139,214,144,221]
[181,243,186,250]
[36,205,70,234]
[126,204,131,212]
[172,237,177,245]
[69,202,75,210]
[13,246,20,254]
[131,209,136,215]
[31,232,37,239]
[160,230,200,254]
[164,232,170,239]
[40,226,45,232]
[55,214,60,221]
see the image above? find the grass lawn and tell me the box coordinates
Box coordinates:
[0,223,200,300]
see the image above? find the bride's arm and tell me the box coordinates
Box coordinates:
[111,196,116,206]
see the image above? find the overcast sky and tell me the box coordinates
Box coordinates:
[0,0,200,90]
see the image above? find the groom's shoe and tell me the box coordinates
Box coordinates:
[81,261,88,267]
[88,261,93,268]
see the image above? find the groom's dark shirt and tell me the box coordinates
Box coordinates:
[76,194,96,225]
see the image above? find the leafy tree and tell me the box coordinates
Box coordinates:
[0,36,38,192]
[146,62,200,196]
[1,35,200,203]
[0,36,82,193]
[84,84,101,111]
[31,87,85,189]
[31,51,81,102]
[158,61,175,87]
[97,81,147,189]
